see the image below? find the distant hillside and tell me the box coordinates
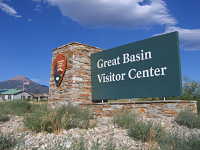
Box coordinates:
[0,76,49,94]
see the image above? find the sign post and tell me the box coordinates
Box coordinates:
[91,32,182,102]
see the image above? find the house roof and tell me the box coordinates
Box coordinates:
[0,89,8,94]
[0,89,7,92]
[0,89,22,95]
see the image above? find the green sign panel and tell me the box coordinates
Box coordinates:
[91,32,182,101]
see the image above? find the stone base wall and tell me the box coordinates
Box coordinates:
[49,42,102,103]
[80,100,197,118]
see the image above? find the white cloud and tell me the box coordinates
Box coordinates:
[34,0,176,28]
[33,0,200,50]
[27,18,32,22]
[0,0,21,18]
[33,4,42,12]
[161,26,200,51]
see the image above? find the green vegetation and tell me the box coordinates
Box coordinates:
[67,137,127,150]
[157,133,200,150]
[168,79,200,101]
[0,100,36,116]
[197,100,200,114]
[0,132,17,150]
[175,111,200,129]
[114,111,200,150]
[113,111,137,128]
[128,121,165,142]
[114,111,165,142]
[0,100,95,133]
[69,137,86,150]
[127,121,153,142]
[181,79,200,100]
[24,104,94,133]
[0,114,10,122]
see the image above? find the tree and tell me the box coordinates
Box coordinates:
[182,80,200,100]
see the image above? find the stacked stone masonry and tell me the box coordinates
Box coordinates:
[49,42,102,103]
[80,100,197,118]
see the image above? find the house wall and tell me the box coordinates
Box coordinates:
[0,92,33,101]
[5,95,8,100]
[0,95,10,101]
[14,92,33,100]
[0,95,5,101]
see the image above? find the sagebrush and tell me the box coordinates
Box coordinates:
[0,100,36,116]
[0,114,10,122]
[175,111,200,129]
[0,132,17,150]
[24,104,94,133]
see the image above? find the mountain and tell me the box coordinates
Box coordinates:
[0,76,49,94]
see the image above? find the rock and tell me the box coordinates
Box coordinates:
[89,119,97,128]
[1,114,200,150]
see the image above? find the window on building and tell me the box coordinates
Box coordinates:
[21,96,25,100]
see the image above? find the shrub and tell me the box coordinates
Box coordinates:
[103,137,119,150]
[24,104,49,132]
[113,111,166,142]
[68,137,87,150]
[90,139,101,150]
[0,100,35,116]
[114,111,166,143]
[128,121,154,142]
[68,137,128,150]
[0,115,10,122]
[0,132,17,150]
[197,100,200,114]
[61,105,92,130]
[157,132,200,150]
[187,134,200,150]
[113,111,137,128]
[24,104,94,133]
[114,111,200,150]
[175,111,200,129]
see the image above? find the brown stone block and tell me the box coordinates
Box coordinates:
[103,111,114,117]
[82,89,91,93]
[101,105,112,108]
[138,108,146,113]
[162,110,177,115]
[94,109,104,114]
[80,94,90,97]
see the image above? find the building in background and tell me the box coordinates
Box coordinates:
[33,93,49,101]
[0,89,33,101]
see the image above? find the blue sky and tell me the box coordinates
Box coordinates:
[0,0,200,85]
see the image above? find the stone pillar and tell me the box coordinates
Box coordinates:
[49,42,102,103]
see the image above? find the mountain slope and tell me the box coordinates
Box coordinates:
[0,76,49,94]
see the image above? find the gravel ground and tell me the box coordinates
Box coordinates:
[1,116,200,150]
